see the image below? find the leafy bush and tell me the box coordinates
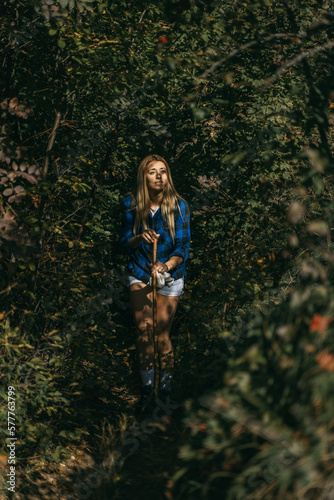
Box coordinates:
[1,0,334,498]
[173,241,334,499]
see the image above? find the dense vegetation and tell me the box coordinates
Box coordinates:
[1,0,334,498]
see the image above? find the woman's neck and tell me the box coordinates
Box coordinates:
[149,190,163,208]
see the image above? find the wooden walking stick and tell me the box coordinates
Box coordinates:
[153,236,160,397]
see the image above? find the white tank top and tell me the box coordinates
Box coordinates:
[150,207,159,217]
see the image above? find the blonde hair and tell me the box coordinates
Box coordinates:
[129,154,183,243]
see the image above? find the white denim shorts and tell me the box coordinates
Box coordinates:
[127,275,184,296]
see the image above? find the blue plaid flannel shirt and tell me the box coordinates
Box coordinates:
[119,194,191,284]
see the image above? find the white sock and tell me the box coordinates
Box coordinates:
[140,369,154,387]
[159,371,172,392]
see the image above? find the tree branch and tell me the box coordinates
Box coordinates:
[43,111,61,179]
[264,40,334,85]
[195,12,333,83]
[195,33,300,81]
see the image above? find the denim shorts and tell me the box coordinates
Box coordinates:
[127,275,184,296]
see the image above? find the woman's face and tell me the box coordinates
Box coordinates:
[145,161,168,193]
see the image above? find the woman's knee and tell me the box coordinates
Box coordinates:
[157,330,172,348]
[157,317,172,336]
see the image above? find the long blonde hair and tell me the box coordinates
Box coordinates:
[128,154,183,243]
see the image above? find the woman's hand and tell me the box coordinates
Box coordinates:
[150,261,168,275]
[140,229,160,244]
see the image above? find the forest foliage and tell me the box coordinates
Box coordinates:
[1,0,334,498]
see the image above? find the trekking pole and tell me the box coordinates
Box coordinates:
[153,236,160,397]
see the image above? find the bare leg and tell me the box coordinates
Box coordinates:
[156,294,180,374]
[129,283,180,373]
[129,282,154,371]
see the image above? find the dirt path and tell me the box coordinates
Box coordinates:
[97,397,185,500]
[17,334,187,500]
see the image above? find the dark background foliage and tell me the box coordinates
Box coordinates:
[1,0,334,498]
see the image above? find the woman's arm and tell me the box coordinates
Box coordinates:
[165,256,183,271]
[128,234,142,250]
[129,229,160,250]
[150,255,183,275]
[150,199,191,275]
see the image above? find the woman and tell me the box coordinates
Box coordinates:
[119,154,191,413]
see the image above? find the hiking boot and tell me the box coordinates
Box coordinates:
[135,385,154,416]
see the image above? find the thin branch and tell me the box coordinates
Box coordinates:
[264,40,334,85]
[0,283,18,295]
[138,9,147,23]
[195,12,333,82]
[22,127,52,144]
[195,33,301,81]
[58,199,91,228]
[43,111,61,178]
[129,9,147,49]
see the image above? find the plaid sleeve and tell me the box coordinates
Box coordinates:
[119,195,136,255]
[168,199,191,262]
